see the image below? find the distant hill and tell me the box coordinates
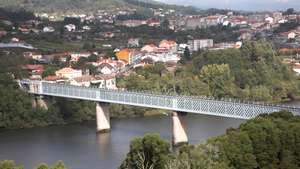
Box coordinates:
[0,0,199,14]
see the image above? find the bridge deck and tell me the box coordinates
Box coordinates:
[22,81,300,120]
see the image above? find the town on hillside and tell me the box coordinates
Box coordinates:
[1,6,300,89]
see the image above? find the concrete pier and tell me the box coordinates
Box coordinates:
[36,96,48,110]
[32,96,48,110]
[172,112,188,145]
[96,103,110,133]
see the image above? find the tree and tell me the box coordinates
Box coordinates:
[87,54,98,62]
[284,8,295,15]
[161,19,170,30]
[119,134,171,169]
[199,64,236,98]
[82,43,95,51]
[36,163,49,169]
[180,47,191,64]
[0,160,23,169]
[42,66,58,78]
[63,17,80,27]
[51,161,68,169]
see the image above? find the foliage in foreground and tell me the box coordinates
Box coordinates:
[120,111,300,169]
[0,160,68,169]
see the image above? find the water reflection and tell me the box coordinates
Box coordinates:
[96,132,111,160]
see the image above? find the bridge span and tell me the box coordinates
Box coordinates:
[20,80,300,145]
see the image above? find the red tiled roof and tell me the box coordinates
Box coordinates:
[44,75,65,81]
[22,64,44,71]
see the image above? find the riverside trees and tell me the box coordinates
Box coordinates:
[119,111,300,169]
[0,161,68,169]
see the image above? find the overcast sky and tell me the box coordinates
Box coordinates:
[156,0,300,11]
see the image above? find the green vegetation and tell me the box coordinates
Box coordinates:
[0,160,68,169]
[120,40,300,102]
[0,0,199,14]
[0,53,97,129]
[120,111,300,169]
[274,21,300,34]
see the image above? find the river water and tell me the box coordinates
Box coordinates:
[0,114,248,169]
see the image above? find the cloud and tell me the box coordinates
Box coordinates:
[276,0,289,3]
[155,0,299,10]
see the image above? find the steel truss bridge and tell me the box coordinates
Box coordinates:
[21,80,300,120]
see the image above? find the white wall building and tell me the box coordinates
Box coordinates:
[55,67,82,79]
[188,39,214,52]
[70,75,117,89]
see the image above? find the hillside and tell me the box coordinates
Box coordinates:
[0,0,129,13]
[0,0,199,14]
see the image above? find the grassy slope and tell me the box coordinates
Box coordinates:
[0,0,199,14]
[0,0,130,12]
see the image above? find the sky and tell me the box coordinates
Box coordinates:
[156,0,300,11]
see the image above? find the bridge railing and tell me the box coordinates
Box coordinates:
[21,80,300,119]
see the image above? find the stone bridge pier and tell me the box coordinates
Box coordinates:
[96,103,111,133]
[172,112,188,146]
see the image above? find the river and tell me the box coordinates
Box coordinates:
[0,114,248,169]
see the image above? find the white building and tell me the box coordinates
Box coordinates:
[43,26,55,33]
[70,75,117,89]
[64,24,76,32]
[142,52,180,63]
[293,65,300,75]
[70,52,91,62]
[55,67,82,79]
[265,17,274,24]
[188,39,214,52]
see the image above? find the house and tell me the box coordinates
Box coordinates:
[70,74,117,89]
[11,37,20,43]
[128,38,140,47]
[64,24,76,32]
[55,67,82,79]
[116,48,141,64]
[23,52,43,60]
[70,52,91,62]
[96,63,116,75]
[265,17,274,24]
[22,64,44,80]
[82,26,91,31]
[142,52,180,63]
[121,20,147,27]
[159,40,178,52]
[43,75,67,83]
[43,26,55,33]
[205,15,227,26]
[288,32,297,39]
[211,42,242,50]
[280,30,300,39]
[185,15,206,29]
[104,32,115,38]
[293,65,300,75]
[0,30,7,38]
[141,44,158,53]
[188,39,213,51]
[91,58,126,74]
[147,19,160,27]
[239,32,252,41]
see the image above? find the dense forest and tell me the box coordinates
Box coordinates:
[120,111,300,169]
